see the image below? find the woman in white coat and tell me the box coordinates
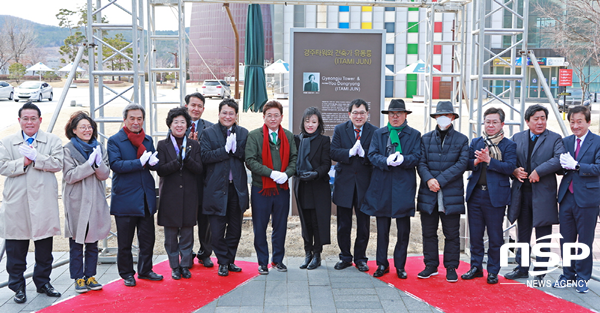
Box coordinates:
[62,111,111,293]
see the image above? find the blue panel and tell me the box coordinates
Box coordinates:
[386,64,394,72]
[385,7,395,11]
[384,22,395,33]
[386,44,395,54]
[339,6,349,12]
[385,79,394,97]
[339,22,349,29]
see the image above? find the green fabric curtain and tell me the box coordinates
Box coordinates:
[243,4,268,112]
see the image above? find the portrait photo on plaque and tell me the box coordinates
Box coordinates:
[303,72,320,93]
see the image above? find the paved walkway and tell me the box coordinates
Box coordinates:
[0,253,599,313]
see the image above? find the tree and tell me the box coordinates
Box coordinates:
[56,6,108,66]
[9,63,26,83]
[2,17,36,65]
[103,33,133,81]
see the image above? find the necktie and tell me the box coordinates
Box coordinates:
[227,129,233,181]
[355,128,361,140]
[568,138,581,193]
[532,134,538,142]
[190,122,196,134]
[26,138,34,145]
[271,132,277,144]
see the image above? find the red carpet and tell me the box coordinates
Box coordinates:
[39,258,258,313]
[369,256,593,313]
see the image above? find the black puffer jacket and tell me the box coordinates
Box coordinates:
[417,125,469,215]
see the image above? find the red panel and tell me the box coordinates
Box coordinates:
[433,77,441,99]
[434,45,442,54]
[434,65,442,71]
[434,22,443,33]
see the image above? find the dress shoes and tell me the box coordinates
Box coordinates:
[355,261,369,272]
[503,268,528,280]
[228,263,242,272]
[396,269,408,279]
[307,253,321,270]
[334,260,353,270]
[37,283,61,297]
[487,273,498,284]
[461,266,483,280]
[14,289,26,304]
[171,268,181,280]
[198,256,214,268]
[218,264,229,276]
[123,275,136,287]
[300,252,313,269]
[181,267,192,279]
[373,265,389,278]
[138,271,163,281]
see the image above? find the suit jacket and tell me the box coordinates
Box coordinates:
[200,123,249,215]
[191,119,213,203]
[508,129,565,226]
[466,136,517,207]
[156,138,203,227]
[304,81,318,92]
[108,128,158,217]
[362,124,422,218]
[293,134,332,245]
[330,120,377,208]
[557,131,600,208]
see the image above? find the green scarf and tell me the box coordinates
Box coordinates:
[387,121,406,153]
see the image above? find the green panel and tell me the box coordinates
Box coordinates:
[408,22,419,32]
[406,73,418,98]
[408,7,419,11]
[407,44,419,54]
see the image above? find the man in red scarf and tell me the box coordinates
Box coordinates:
[108,103,163,287]
[245,100,297,275]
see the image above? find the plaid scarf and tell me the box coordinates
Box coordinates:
[483,129,504,161]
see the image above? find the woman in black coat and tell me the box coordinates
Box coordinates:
[156,107,203,280]
[293,107,332,270]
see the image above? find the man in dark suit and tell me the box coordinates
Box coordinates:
[304,74,319,92]
[185,92,215,268]
[200,99,249,277]
[330,98,377,272]
[462,107,516,284]
[505,104,565,281]
[553,106,600,294]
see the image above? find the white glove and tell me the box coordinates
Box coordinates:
[386,152,397,166]
[19,144,37,161]
[148,151,159,166]
[87,147,98,166]
[231,133,237,153]
[391,153,404,166]
[225,134,234,153]
[356,141,365,158]
[276,172,288,184]
[270,170,282,181]
[560,153,578,170]
[94,146,103,166]
[139,150,151,166]
[349,140,360,157]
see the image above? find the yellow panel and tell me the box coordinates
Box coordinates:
[362,22,372,29]
[362,6,373,12]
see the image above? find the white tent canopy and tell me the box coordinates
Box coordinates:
[58,63,85,72]
[26,62,54,81]
[265,59,289,74]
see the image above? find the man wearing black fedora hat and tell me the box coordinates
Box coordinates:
[362,99,422,279]
[416,101,469,283]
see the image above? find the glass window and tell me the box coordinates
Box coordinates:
[384,22,395,33]
[386,44,395,54]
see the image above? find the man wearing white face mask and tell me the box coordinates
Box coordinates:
[416,101,469,283]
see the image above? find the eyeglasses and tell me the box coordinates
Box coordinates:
[484,120,501,126]
[220,111,236,117]
[21,117,39,122]
[77,126,94,131]
[389,112,404,117]
[351,111,367,116]
[266,114,281,120]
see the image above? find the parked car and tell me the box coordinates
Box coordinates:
[14,81,53,102]
[201,80,231,99]
[557,88,591,112]
[0,81,14,100]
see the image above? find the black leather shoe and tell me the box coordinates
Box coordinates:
[14,289,26,303]
[373,265,389,277]
[138,271,163,281]
[487,273,498,284]
[123,275,136,287]
[218,264,229,276]
[300,252,313,269]
[37,283,61,297]
[228,263,242,272]
[504,268,528,280]
[397,269,408,279]
[307,253,321,270]
[181,267,192,279]
[198,256,214,268]
[355,261,369,272]
[171,268,181,280]
[461,266,484,280]
[334,260,353,270]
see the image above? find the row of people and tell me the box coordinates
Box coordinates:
[0,94,597,304]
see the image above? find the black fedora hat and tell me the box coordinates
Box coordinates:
[430,101,459,118]
[382,99,412,114]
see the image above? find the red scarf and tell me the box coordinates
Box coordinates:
[123,126,146,158]
[260,124,290,195]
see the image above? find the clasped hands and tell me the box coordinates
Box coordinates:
[19,143,37,165]
[386,152,404,167]
[560,153,578,170]
[269,170,288,184]
[349,140,365,158]
[140,150,159,166]
[87,146,104,167]
[512,167,540,183]
[225,133,237,153]
[473,147,491,166]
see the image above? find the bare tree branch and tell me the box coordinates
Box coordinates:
[3,17,37,65]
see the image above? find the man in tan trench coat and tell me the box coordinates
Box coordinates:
[0,102,63,304]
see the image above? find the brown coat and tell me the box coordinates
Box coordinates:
[62,142,111,244]
[156,137,203,227]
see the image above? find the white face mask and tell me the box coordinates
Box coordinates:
[437,116,452,130]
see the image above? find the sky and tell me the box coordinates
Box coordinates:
[2,0,192,30]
